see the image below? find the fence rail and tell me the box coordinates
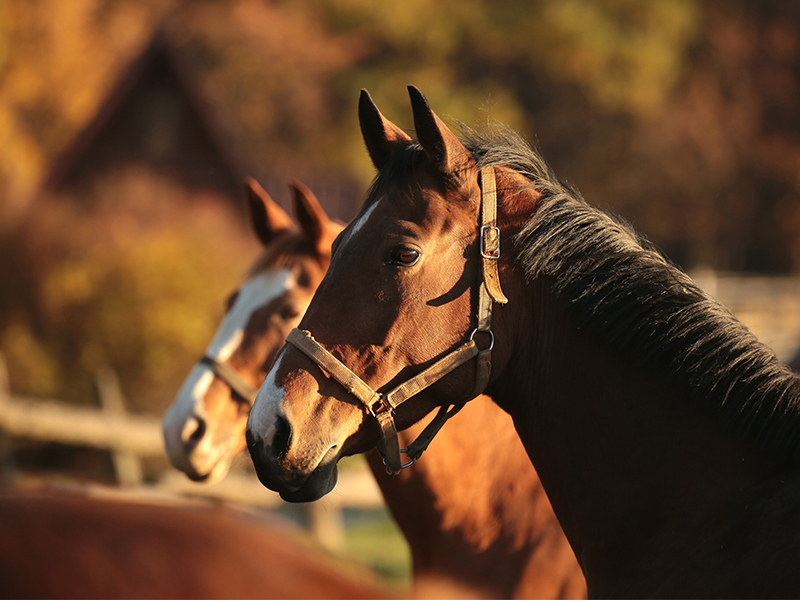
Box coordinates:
[0,391,165,457]
[0,356,384,550]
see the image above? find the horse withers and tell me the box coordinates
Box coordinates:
[163,178,584,598]
[247,86,800,598]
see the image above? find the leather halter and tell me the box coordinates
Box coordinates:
[198,355,260,405]
[286,167,507,474]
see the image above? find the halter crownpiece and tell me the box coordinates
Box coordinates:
[285,166,506,474]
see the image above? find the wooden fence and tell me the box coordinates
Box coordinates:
[0,356,384,550]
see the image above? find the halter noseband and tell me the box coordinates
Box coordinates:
[198,355,260,406]
[285,167,507,474]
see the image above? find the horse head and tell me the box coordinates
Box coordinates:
[163,178,341,481]
[247,87,529,501]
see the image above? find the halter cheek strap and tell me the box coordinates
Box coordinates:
[285,166,507,474]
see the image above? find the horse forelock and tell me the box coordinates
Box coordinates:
[364,142,426,201]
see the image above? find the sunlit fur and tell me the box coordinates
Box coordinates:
[169,181,584,596]
[370,123,800,464]
[249,88,800,597]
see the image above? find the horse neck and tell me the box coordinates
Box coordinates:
[366,395,585,599]
[491,276,789,595]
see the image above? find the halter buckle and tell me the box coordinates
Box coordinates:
[368,396,391,418]
[480,225,501,259]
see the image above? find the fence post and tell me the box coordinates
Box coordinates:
[94,367,143,487]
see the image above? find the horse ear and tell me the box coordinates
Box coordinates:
[408,85,472,182]
[359,89,412,170]
[288,179,336,258]
[245,177,293,246]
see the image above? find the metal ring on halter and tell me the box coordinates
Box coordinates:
[383,448,417,470]
[469,328,495,351]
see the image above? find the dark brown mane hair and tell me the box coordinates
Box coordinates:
[366,121,800,463]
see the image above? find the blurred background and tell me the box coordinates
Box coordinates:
[1,0,800,592]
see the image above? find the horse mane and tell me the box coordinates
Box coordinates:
[460,123,800,464]
[247,229,319,277]
[367,122,800,463]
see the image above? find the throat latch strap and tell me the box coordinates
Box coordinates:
[199,355,259,405]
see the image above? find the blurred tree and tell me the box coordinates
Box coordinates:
[0,0,182,220]
[602,0,800,271]
[2,170,258,410]
[1,0,800,410]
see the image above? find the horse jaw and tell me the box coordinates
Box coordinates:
[247,350,361,502]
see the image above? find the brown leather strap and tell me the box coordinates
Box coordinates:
[479,167,508,305]
[285,329,383,411]
[199,355,259,405]
[405,402,465,461]
[287,329,480,417]
[383,342,479,408]
[466,167,505,398]
[470,348,492,398]
[374,409,401,474]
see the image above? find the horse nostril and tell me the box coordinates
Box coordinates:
[270,414,292,460]
[181,416,206,448]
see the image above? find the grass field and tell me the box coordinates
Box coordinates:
[342,507,411,584]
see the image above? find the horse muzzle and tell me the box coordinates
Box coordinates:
[245,417,339,502]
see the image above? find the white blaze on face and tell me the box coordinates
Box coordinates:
[324,199,381,283]
[163,269,294,458]
[249,353,287,447]
[339,199,380,250]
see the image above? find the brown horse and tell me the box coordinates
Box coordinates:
[163,179,584,598]
[247,87,800,598]
[0,487,389,599]
[163,178,337,483]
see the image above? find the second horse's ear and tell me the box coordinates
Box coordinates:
[288,179,337,258]
[245,177,293,246]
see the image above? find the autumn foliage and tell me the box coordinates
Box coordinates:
[0,0,799,406]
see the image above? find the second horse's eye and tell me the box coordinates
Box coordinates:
[389,247,420,266]
[278,305,301,321]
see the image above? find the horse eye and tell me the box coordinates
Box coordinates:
[278,305,301,321]
[389,247,420,266]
